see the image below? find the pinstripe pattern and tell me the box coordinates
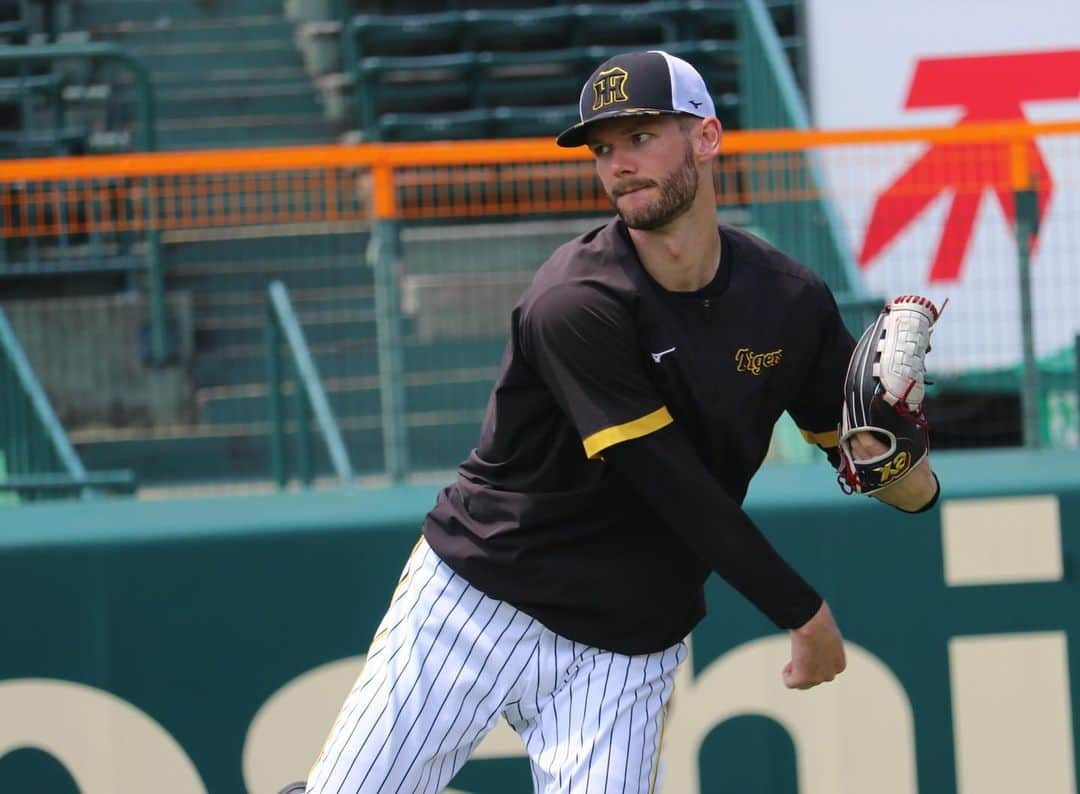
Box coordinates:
[307,539,685,794]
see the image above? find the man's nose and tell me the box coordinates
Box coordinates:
[610,146,636,177]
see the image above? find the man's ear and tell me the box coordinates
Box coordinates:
[698,117,722,158]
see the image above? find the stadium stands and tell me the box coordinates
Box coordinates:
[76,0,338,150]
[322,0,803,141]
[69,219,596,485]
[0,0,78,158]
[2,0,885,493]
[0,4,150,281]
[3,1,799,152]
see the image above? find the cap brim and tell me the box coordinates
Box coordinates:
[555,108,686,148]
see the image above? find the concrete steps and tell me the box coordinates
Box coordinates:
[74,4,338,150]
[156,113,335,149]
[190,284,373,322]
[89,14,294,43]
[74,0,289,27]
[198,370,496,425]
[167,256,373,295]
[190,336,507,388]
[164,232,372,268]
[144,80,324,121]
[71,213,526,484]
[114,64,312,88]
[195,307,377,349]
[126,37,305,71]
[74,419,483,484]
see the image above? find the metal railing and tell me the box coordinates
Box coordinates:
[0,42,156,150]
[0,306,134,501]
[0,120,1075,487]
[265,281,354,490]
[736,0,861,297]
[0,42,169,364]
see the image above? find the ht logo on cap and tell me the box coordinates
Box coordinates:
[592,66,629,111]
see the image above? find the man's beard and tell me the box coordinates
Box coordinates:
[609,142,699,231]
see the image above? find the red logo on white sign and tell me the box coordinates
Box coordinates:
[858,49,1080,282]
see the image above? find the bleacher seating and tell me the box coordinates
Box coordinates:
[333,0,803,142]
[75,0,338,150]
[0,0,26,43]
[0,0,83,158]
[0,0,825,489]
[0,1,123,279]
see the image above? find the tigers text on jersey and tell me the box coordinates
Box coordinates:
[423,219,854,654]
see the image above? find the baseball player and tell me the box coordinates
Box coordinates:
[305,50,940,794]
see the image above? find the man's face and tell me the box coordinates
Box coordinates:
[587,116,700,231]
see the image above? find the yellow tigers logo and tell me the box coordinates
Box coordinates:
[592,66,629,111]
[734,347,783,375]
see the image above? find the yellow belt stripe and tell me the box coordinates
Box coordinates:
[800,427,839,447]
[582,406,674,459]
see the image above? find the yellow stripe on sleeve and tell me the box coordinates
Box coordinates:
[800,427,839,447]
[582,406,674,459]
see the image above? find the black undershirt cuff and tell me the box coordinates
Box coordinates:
[892,471,941,513]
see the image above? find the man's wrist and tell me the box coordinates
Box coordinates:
[785,593,825,632]
[895,471,940,513]
[870,458,936,510]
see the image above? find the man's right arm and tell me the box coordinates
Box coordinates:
[523,280,845,689]
[603,424,846,689]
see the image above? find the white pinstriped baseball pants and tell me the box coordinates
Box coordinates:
[306,538,685,794]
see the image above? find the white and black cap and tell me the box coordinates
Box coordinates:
[556,50,718,148]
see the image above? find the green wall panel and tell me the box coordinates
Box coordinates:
[1,449,1079,793]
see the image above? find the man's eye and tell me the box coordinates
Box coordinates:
[632,133,651,144]
[592,144,611,156]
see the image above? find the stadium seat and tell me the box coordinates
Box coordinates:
[570,1,680,48]
[356,51,478,137]
[490,104,580,139]
[671,0,739,41]
[348,33,749,143]
[473,47,592,110]
[352,0,563,10]
[461,6,575,54]
[377,106,493,142]
[0,126,88,158]
[347,11,464,62]
[0,66,86,158]
[673,1,801,64]
[342,1,805,143]
[0,0,29,43]
[348,0,451,13]
[449,0,559,8]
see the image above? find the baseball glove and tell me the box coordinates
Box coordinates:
[837,295,943,495]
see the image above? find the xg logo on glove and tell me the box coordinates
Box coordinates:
[873,451,911,483]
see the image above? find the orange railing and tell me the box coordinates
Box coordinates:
[2,119,1077,235]
[1,118,1077,478]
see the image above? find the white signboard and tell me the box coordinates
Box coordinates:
[805,0,1080,373]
